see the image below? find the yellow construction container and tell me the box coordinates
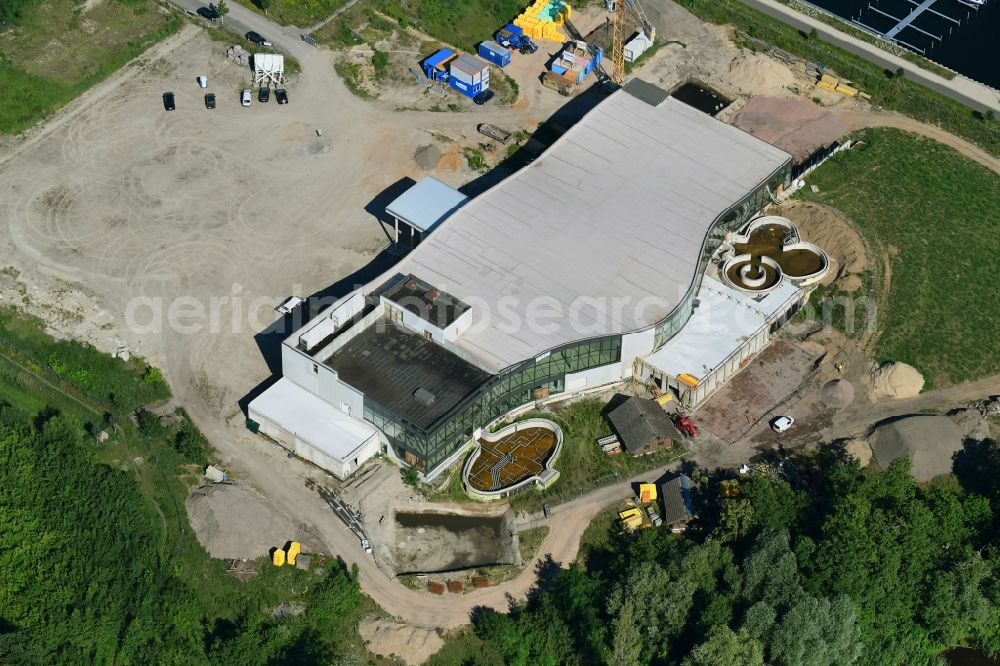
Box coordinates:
[816,80,837,92]
[819,73,839,86]
[655,393,674,406]
[639,483,658,504]
[287,541,301,566]
[618,507,643,531]
[272,549,286,567]
[835,83,858,97]
[677,373,699,388]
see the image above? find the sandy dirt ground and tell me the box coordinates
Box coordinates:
[2,0,999,650]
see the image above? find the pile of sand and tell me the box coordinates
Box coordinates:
[360,617,444,666]
[727,54,795,96]
[870,362,924,400]
[413,144,441,170]
[870,415,962,481]
[821,379,855,408]
[186,484,296,559]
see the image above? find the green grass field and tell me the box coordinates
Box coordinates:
[800,128,1000,386]
[374,0,525,52]
[0,0,180,133]
[508,400,686,510]
[0,309,371,660]
[231,0,348,28]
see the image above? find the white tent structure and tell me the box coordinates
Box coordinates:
[253,53,285,87]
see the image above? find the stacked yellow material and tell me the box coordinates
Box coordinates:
[514,1,571,42]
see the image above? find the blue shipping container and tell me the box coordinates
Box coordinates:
[478,41,510,68]
[449,77,485,98]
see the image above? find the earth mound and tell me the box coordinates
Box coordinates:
[870,362,924,400]
[870,415,962,482]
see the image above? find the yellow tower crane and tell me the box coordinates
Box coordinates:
[610,0,656,85]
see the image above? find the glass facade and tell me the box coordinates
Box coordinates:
[362,160,791,474]
[653,164,790,350]
[363,336,622,472]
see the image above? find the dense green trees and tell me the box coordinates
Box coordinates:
[0,314,365,664]
[437,445,1000,666]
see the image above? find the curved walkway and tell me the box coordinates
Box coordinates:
[836,109,1000,176]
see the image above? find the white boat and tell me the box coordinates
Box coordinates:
[956,0,985,8]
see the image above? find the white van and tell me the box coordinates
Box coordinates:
[241,89,251,107]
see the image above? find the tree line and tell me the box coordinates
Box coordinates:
[435,444,1000,665]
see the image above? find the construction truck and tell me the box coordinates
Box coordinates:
[496,24,538,54]
[671,413,699,438]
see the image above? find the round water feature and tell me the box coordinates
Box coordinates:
[464,418,563,499]
[719,215,829,294]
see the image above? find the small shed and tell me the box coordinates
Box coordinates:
[253,53,285,87]
[423,48,456,81]
[624,31,653,63]
[660,474,696,532]
[385,177,468,247]
[605,396,682,456]
[478,40,511,68]
[449,54,490,98]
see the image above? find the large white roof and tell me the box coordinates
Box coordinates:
[382,89,791,372]
[248,378,378,461]
[643,275,800,381]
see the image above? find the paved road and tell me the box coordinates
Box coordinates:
[739,0,1000,114]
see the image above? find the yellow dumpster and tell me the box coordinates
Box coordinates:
[287,541,301,566]
[677,373,699,388]
[272,549,286,566]
[639,483,657,504]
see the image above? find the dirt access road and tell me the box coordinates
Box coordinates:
[1,0,997,634]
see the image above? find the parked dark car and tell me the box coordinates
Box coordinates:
[197,5,218,20]
[275,88,288,105]
[245,31,271,46]
[162,92,175,111]
[258,87,270,103]
[204,93,216,109]
[473,90,494,105]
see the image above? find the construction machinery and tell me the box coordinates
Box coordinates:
[609,0,655,84]
[671,413,699,438]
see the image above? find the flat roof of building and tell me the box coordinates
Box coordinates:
[326,318,490,430]
[383,275,470,328]
[248,378,378,461]
[643,275,801,381]
[385,176,468,233]
[385,86,792,372]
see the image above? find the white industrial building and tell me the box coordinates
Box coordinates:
[248,81,823,480]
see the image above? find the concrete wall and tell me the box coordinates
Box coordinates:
[281,344,364,417]
[621,328,655,378]
[249,409,381,479]
[566,363,623,392]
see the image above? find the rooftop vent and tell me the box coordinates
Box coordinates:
[413,387,436,406]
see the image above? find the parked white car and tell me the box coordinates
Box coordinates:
[196,75,208,88]
[275,296,304,315]
[361,538,373,555]
[771,415,795,433]
[241,89,252,107]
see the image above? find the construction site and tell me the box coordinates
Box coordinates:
[1,0,998,660]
